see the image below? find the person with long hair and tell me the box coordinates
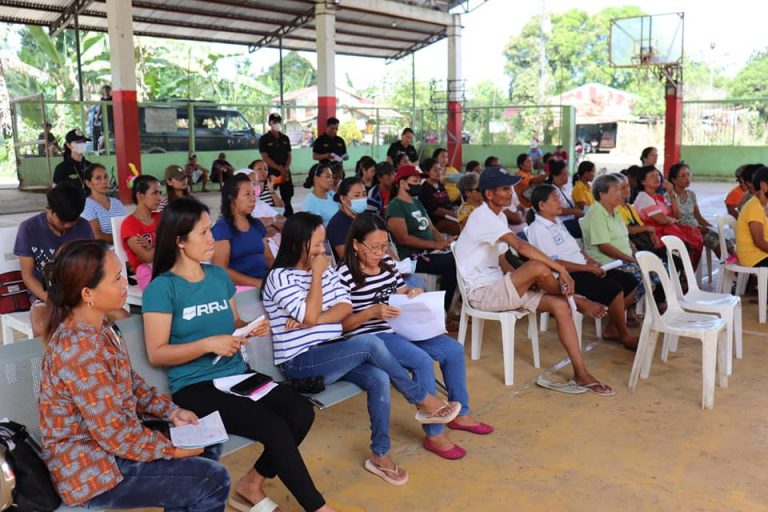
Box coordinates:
[514,153,547,208]
[81,163,127,244]
[121,174,161,289]
[249,159,284,208]
[143,198,335,512]
[158,164,191,212]
[418,157,460,236]
[571,161,596,210]
[39,240,230,511]
[212,174,273,289]
[327,176,368,259]
[526,184,639,350]
[53,128,92,188]
[433,148,461,203]
[546,159,583,238]
[302,163,338,224]
[262,212,461,486]
[367,162,395,216]
[355,156,377,193]
[338,213,493,460]
[736,166,768,268]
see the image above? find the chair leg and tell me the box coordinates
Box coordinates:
[539,311,549,332]
[574,312,583,349]
[735,272,748,296]
[500,317,516,386]
[640,329,660,379]
[470,318,485,360]
[700,334,718,410]
[760,272,768,324]
[721,307,734,376]
[528,314,540,369]
[1,317,12,345]
[717,329,729,389]
[661,333,671,362]
[706,248,713,284]
[457,307,469,347]
[628,319,653,390]
[734,301,743,360]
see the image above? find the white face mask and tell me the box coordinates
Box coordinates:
[71,142,87,155]
[271,123,281,132]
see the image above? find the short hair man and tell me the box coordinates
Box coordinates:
[211,152,235,184]
[259,113,294,215]
[454,166,614,395]
[484,155,499,168]
[386,127,418,166]
[312,117,347,165]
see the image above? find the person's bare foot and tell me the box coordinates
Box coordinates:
[235,469,276,510]
[572,373,613,395]
[574,296,607,319]
[369,452,407,481]
[418,394,453,416]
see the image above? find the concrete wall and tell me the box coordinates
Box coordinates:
[680,145,768,178]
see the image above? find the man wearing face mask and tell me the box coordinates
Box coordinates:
[53,129,92,189]
[259,113,294,215]
[327,177,370,259]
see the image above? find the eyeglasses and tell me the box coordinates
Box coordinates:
[359,241,388,255]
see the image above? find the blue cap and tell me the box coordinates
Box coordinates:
[479,166,521,192]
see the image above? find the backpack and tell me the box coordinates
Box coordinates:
[0,272,30,315]
[0,421,60,512]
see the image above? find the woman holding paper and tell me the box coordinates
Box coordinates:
[338,213,493,461]
[526,184,639,350]
[262,212,462,487]
[38,239,231,511]
[143,197,337,512]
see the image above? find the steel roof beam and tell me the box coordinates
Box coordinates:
[385,28,446,63]
[248,7,314,53]
[50,0,94,36]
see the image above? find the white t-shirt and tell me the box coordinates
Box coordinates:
[526,214,585,265]
[455,203,512,291]
[504,188,526,233]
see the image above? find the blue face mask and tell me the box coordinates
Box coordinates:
[350,198,368,214]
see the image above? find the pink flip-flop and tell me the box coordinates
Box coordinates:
[423,438,466,460]
[447,419,494,435]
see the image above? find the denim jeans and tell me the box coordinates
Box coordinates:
[280,333,428,455]
[376,332,470,437]
[84,445,229,512]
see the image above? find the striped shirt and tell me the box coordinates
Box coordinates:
[259,186,275,207]
[81,196,127,235]
[263,266,351,365]
[337,256,405,337]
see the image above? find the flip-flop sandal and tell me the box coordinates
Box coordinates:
[364,458,409,486]
[447,419,494,435]
[229,495,280,512]
[570,380,616,397]
[536,376,587,394]
[414,400,461,424]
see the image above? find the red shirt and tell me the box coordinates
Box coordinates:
[121,212,159,271]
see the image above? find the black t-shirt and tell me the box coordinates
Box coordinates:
[258,131,292,172]
[53,155,90,188]
[387,141,418,165]
[312,134,347,160]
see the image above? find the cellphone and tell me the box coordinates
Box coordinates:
[230,373,273,396]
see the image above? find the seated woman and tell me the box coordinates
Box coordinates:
[527,185,639,349]
[250,159,284,208]
[736,166,768,267]
[433,148,461,203]
[338,213,493,460]
[368,162,395,216]
[82,163,127,244]
[355,156,377,194]
[571,161,596,211]
[212,174,273,290]
[547,159,584,238]
[456,173,482,229]
[669,162,732,258]
[39,239,230,511]
[725,165,748,219]
[240,161,285,233]
[121,175,161,290]
[158,164,192,212]
[632,165,703,265]
[514,153,547,208]
[386,165,458,320]
[262,212,461,486]
[327,177,368,259]
[418,157,460,236]
[302,163,338,225]
[143,197,335,512]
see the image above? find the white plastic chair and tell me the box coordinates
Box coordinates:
[450,243,539,386]
[539,309,597,349]
[629,251,728,409]
[0,226,33,344]
[111,215,143,308]
[715,214,768,322]
[662,235,742,375]
[695,244,714,287]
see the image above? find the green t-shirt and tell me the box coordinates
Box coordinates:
[386,197,434,259]
[142,264,245,394]
[581,201,632,264]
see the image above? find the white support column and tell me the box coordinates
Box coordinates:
[315,2,336,131]
[447,14,463,168]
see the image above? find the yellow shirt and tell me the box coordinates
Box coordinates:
[444,166,460,203]
[616,203,643,226]
[736,196,768,267]
[572,180,594,207]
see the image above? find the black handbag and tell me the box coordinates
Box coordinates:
[0,421,61,512]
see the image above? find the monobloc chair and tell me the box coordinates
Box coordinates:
[716,214,768,322]
[111,215,143,308]
[662,235,742,375]
[450,243,539,386]
[629,251,729,409]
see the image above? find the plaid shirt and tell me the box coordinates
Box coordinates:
[38,320,177,505]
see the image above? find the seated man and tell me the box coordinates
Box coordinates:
[454,167,614,396]
[211,152,235,184]
[13,183,128,336]
[184,154,209,192]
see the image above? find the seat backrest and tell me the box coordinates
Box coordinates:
[232,289,285,381]
[449,241,471,301]
[661,235,700,297]
[0,338,46,439]
[636,250,683,326]
[715,214,734,262]
[118,315,172,395]
[0,226,21,273]
[110,215,129,271]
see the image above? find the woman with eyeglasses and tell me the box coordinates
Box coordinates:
[302,163,338,225]
[338,213,493,461]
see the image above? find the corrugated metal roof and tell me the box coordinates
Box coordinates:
[0,0,462,60]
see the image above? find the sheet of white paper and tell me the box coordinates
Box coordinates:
[601,259,623,271]
[444,215,459,223]
[387,291,446,341]
[213,373,279,402]
[396,258,416,275]
[169,411,229,449]
[233,315,265,338]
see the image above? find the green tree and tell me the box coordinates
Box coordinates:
[729,49,768,115]
[338,118,362,144]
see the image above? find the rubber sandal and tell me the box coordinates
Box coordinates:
[570,380,616,397]
[447,419,494,435]
[364,458,409,486]
[228,495,279,512]
[414,400,461,424]
[423,438,466,460]
[535,376,587,394]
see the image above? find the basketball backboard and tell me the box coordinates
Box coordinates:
[610,12,684,68]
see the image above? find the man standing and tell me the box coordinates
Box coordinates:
[312,117,347,166]
[387,127,418,166]
[259,113,294,215]
[37,122,61,157]
[88,84,112,151]
[211,152,235,184]
[184,154,210,192]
